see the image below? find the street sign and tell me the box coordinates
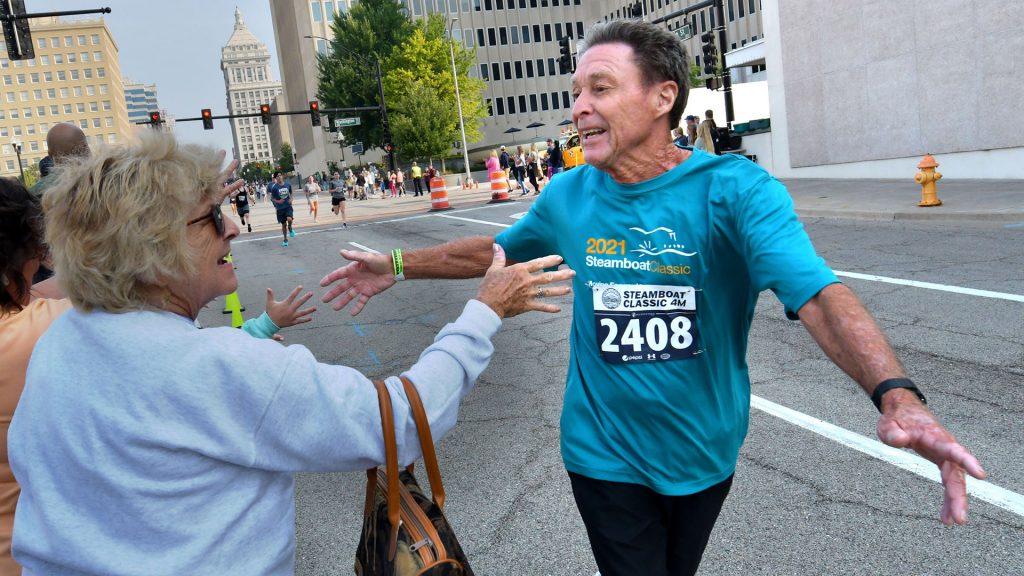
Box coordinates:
[675,24,693,41]
[351,142,364,155]
[335,117,361,128]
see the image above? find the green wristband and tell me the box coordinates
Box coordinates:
[391,248,405,281]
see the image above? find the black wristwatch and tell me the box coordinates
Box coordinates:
[871,378,927,412]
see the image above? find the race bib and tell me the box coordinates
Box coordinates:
[592,283,700,364]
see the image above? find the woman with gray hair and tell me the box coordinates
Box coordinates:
[8,132,574,574]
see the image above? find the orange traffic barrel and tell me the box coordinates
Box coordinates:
[488,170,513,203]
[429,177,452,211]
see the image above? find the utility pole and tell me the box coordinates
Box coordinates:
[712,0,734,127]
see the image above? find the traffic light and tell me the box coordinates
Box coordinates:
[201,108,213,130]
[148,111,162,129]
[630,1,643,18]
[0,0,34,60]
[259,104,271,125]
[701,32,717,76]
[557,36,573,75]
[309,100,321,127]
[383,142,394,154]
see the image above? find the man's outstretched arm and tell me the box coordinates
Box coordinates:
[797,283,986,525]
[320,236,498,315]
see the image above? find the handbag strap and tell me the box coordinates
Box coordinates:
[371,379,401,560]
[399,376,446,510]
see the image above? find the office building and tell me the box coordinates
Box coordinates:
[0,16,130,178]
[221,8,283,165]
[123,80,158,126]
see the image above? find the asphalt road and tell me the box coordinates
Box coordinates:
[201,200,1024,576]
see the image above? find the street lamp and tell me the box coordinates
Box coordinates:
[10,137,24,183]
[447,18,472,188]
[304,34,394,171]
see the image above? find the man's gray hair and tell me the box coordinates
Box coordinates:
[577,19,691,129]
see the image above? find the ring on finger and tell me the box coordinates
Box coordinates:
[536,286,545,298]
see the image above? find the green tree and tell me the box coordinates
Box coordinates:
[689,64,703,90]
[383,14,487,161]
[240,161,273,183]
[389,81,458,160]
[278,143,295,174]
[316,0,414,152]
[22,163,40,188]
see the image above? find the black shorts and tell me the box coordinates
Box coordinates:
[275,206,293,224]
[569,472,733,576]
[331,196,345,206]
[237,205,250,215]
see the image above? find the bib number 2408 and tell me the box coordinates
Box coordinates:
[592,284,699,364]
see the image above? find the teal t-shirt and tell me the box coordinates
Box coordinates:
[496,149,838,495]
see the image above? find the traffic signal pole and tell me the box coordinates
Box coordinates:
[650,0,734,127]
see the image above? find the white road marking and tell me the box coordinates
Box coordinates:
[435,213,511,228]
[751,395,1024,518]
[347,242,380,254]
[835,271,1024,303]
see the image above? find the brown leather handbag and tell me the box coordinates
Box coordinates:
[354,377,475,576]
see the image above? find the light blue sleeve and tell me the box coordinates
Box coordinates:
[240,312,280,339]
[250,299,502,472]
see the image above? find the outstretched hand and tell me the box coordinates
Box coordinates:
[475,244,574,319]
[264,285,316,329]
[877,392,986,525]
[319,249,395,316]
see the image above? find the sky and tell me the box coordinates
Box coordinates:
[32,0,281,154]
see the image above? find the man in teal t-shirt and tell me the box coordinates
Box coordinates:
[320,20,986,576]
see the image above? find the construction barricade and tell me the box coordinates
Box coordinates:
[488,170,513,204]
[429,177,453,212]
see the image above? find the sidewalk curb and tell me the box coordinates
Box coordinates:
[796,208,1024,222]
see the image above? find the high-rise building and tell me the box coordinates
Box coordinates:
[0,16,131,179]
[268,0,358,176]
[123,80,158,126]
[221,8,283,165]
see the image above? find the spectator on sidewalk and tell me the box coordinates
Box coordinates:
[410,161,424,197]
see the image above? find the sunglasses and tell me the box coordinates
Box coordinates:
[186,203,225,236]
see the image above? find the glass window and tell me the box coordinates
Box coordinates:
[325,1,334,15]
[476,29,484,46]
[91,34,100,44]
[81,52,89,62]
[78,35,86,46]
[97,68,105,78]
[413,0,422,15]
[506,96,514,114]
[39,55,48,65]
[562,91,571,108]
[487,28,495,45]
[19,91,27,101]
[521,25,530,43]
[464,29,473,47]
[499,27,507,45]
[526,60,534,77]
[32,89,40,99]
[547,57,555,75]
[93,51,102,61]
[36,106,44,115]
[23,107,31,117]
[503,61,511,78]
[510,26,519,44]
[739,0,745,16]
[541,93,549,110]
[105,117,113,127]
[67,52,76,63]
[54,54,63,64]
[1,76,8,86]
[15,74,23,84]
[63,104,71,114]
[555,23,562,39]
[43,71,51,81]
[57,70,65,81]
[90,102,98,112]
[92,118,100,128]
[495,97,504,115]
[543,24,551,42]
[514,61,522,78]
[479,64,488,80]
[311,1,323,22]
[491,62,500,80]
[29,72,37,82]
[536,58,545,77]
[59,87,68,97]
[76,102,85,112]
[84,69,92,79]
[64,36,73,47]
[70,70,79,80]
[529,94,537,111]
[99,84,107,94]
[46,88,54,98]
[518,95,526,112]
[49,105,57,115]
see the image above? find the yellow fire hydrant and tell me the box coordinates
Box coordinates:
[915,153,942,207]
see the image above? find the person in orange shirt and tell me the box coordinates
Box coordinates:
[0,177,71,575]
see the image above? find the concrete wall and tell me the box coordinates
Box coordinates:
[763,0,1024,178]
